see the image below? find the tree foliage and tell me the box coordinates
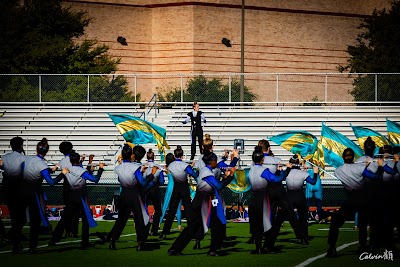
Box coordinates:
[339,1,400,102]
[158,76,257,102]
[0,0,137,102]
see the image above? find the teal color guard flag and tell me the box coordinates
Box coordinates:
[108,113,170,161]
[386,118,400,146]
[321,123,363,168]
[351,124,392,149]
[270,131,318,160]
[227,167,251,193]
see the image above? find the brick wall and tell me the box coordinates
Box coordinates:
[64,0,390,101]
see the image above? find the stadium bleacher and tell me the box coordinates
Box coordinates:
[1,104,399,186]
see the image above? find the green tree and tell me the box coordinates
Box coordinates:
[339,1,400,102]
[0,0,136,102]
[158,76,256,102]
[302,96,324,106]
[39,75,139,102]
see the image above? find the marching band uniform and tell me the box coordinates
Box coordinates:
[159,158,198,239]
[285,166,318,241]
[1,138,26,247]
[263,152,306,245]
[107,157,156,250]
[58,151,80,237]
[182,104,206,160]
[366,153,398,250]
[15,150,64,253]
[192,152,239,249]
[50,153,104,249]
[168,159,234,256]
[144,159,165,236]
[249,162,291,253]
[326,150,384,257]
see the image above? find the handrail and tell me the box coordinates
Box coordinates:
[139,93,157,120]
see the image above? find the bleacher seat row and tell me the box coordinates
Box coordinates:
[1,104,399,185]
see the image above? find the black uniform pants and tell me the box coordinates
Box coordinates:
[14,186,43,250]
[209,205,225,252]
[190,127,203,160]
[108,187,149,243]
[145,185,162,234]
[265,183,304,248]
[287,190,309,238]
[328,190,368,248]
[382,182,396,249]
[63,185,80,236]
[365,180,383,248]
[252,190,267,248]
[394,180,400,239]
[171,191,224,252]
[52,191,90,245]
[162,183,193,234]
[3,182,26,242]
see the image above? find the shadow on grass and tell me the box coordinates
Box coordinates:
[140,242,161,251]
[276,231,291,236]
[198,240,241,251]
[224,235,238,241]
[223,247,244,253]
[224,240,240,247]
[46,246,82,253]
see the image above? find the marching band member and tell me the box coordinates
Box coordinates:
[192,134,239,250]
[55,141,79,238]
[0,137,25,249]
[49,152,104,249]
[107,145,157,251]
[15,138,66,253]
[258,140,306,246]
[366,145,398,251]
[159,146,198,239]
[285,155,318,242]
[168,151,236,256]
[249,146,293,254]
[326,148,385,257]
[182,102,207,160]
[144,149,165,236]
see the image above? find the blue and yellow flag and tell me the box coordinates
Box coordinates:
[227,167,251,193]
[269,131,318,160]
[351,124,392,150]
[386,118,400,146]
[108,113,170,161]
[309,139,325,178]
[321,123,363,168]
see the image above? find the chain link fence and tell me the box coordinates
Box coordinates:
[15,184,345,209]
[1,73,400,103]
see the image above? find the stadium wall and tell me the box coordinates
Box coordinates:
[63,0,391,100]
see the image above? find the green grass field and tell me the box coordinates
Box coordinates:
[1,219,399,267]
